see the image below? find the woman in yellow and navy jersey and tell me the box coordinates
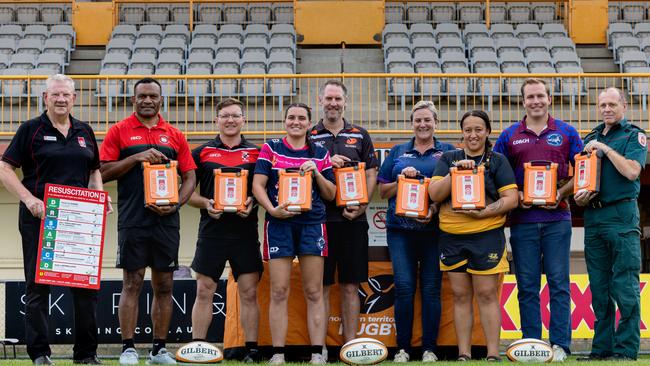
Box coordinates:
[428,110,518,362]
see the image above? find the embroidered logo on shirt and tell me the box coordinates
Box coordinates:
[242,151,249,162]
[638,132,647,147]
[512,138,530,145]
[77,137,86,147]
[159,135,169,144]
[546,133,563,146]
[346,138,357,145]
[44,136,57,141]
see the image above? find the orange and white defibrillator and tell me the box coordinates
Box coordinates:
[278,168,312,212]
[334,161,369,207]
[573,150,602,194]
[450,166,486,210]
[395,174,431,218]
[143,160,179,206]
[523,161,558,206]
[214,168,248,213]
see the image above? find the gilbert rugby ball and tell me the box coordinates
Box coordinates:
[506,338,554,363]
[175,341,223,363]
[339,337,388,365]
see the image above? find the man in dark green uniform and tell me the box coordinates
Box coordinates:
[575,87,647,361]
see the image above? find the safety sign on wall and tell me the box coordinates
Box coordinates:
[35,183,109,290]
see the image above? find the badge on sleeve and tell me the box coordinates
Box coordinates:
[638,132,647,147]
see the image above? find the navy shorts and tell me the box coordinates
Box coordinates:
[439,227,509,275]
[263,220,328,260]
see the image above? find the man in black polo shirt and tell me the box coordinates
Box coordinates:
[188,98,263,362]
[100,78,196,365]
[310,80,379,349]
[0,74,108,365]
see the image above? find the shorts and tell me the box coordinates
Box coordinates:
[439,227,508,275]
[191,237,263,282]
[117,225,180,272]
[263,220,328,260]
[323,221,369,285]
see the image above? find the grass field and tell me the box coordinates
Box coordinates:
[3,358,650,365]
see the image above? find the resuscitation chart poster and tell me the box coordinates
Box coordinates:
[35,184,108,290]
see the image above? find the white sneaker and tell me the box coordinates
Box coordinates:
[394,349,410,363]
[268,354,285,365]
[322,346,328,362]
[552,345,567,362]
[147,348,176,365]
[310,353,326,365]
[119,348,139,366]
[422,350,438,362]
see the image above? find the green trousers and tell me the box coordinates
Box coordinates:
[584,200,641,359]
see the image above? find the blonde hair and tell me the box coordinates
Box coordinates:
[410,100,438,121]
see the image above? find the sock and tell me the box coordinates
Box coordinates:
[311,345,323,355]
[245,341,258,351]
[192,338,206,342]
[273,347,285,355]
[152,339,166,355]
[122,339,135,353]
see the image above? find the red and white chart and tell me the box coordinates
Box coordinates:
[35,184,108,290]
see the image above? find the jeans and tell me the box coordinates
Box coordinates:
[387,228,441,352]
[510,221,572,353]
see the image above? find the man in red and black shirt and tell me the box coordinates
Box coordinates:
[188,98,263,362]
[310,80,379,349]
[100,78,196,365]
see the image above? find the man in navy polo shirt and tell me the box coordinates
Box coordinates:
[100,78,196,365]
[494,78,583,361]
[310,80,379,352]
[0,74,108,365]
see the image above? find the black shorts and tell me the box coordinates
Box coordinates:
[323,221,369,285]
[191,237,263,282]
[439,227,509,275]
[117,225,180,272]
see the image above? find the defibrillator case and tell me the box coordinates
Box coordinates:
[214,168,248,213]
[573,150,602,194]
[142,160,179,206]
[334,161,369,207]
[395,174,431,218]
[450,165,486,210]
[523,161,558,206]
[278,168,312,212]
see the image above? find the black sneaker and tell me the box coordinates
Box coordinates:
[610,354,636,361]
[243,349,263,363]
[73,356,102,365]
[576,354,608,362]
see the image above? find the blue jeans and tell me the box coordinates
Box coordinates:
[387,228,441,352]
[510,221,572,353]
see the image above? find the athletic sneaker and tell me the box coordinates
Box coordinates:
[243,349,263,363]
[119,348,139,366]
[552,345,567,362]
[394,349,410,363]
[310,353,326,365]
[147,348,176,365]
[268,354,285,365]
[422,350,438,362]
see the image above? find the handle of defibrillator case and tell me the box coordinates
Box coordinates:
[217,167,243,173]
[528,160,553,166]
[342,160,362,168]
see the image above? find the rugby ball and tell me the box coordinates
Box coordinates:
[339,337,388,365]
[175,341,223,363]
[506,338,554,363]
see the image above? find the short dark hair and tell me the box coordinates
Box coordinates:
[133,77,162,95]
[217,98,244,114]
[520,78,550,98]
[319,79,347,97]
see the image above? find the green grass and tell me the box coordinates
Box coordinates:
[3,358,650,365]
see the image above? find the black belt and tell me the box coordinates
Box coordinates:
[588,198,636,209]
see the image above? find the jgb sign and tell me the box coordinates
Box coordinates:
[5,279,227,344]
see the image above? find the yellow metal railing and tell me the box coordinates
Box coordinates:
[0,73,648,138]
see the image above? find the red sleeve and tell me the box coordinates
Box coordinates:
[175,131,197,173]
[100,124,122,162]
